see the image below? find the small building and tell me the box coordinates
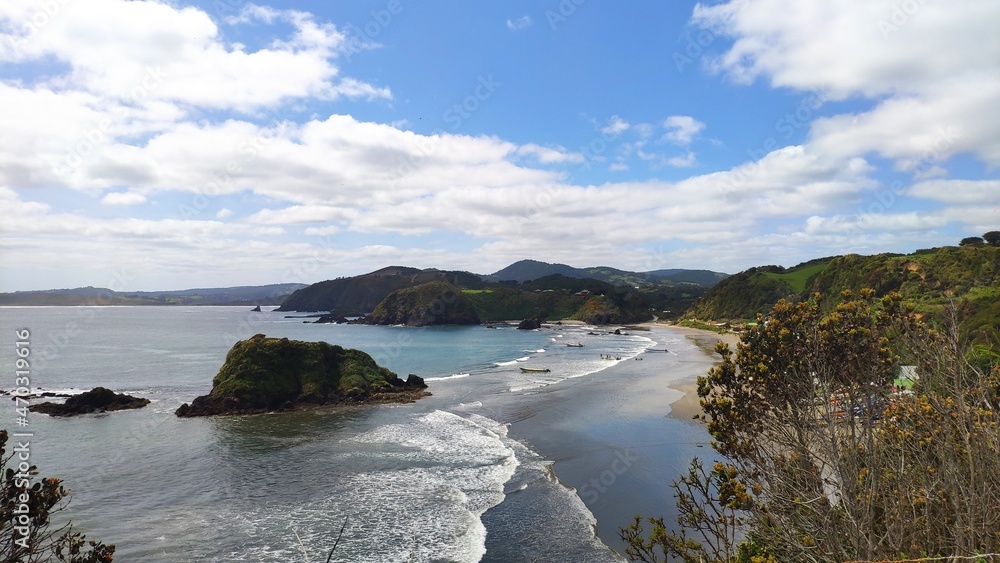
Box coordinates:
[894,365,918,390]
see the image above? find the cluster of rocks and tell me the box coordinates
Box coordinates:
[30,387,150,417]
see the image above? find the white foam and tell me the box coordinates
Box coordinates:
[336,410,518,562]
[3,387,87,398]
[425,373,471,382]
[515,356,530,362]
[495,359,519,367]
[507,333,655,393]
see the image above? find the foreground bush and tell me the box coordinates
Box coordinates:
[623,291,1000,562]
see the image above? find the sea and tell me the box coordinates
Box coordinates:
[0,306,712,562]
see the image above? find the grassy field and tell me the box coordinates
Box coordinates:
[763,262,829,293]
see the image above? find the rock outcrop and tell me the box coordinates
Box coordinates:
[175,334,429,417]
[517,317,543,330]
[31,387,150,416]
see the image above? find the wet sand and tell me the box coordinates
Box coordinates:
[498,325,736,557]
[660,325,740,423]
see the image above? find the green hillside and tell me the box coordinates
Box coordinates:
[684,245,1000,344]
[462,274,654,323]
[761,258,831,292]
[282,264,710,323]
[277,267,483,313]
[685,266,798,320]
[366,281,481,326]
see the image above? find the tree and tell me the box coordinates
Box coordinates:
[983,230,1000,247]
[0,430,114,562]
[623,291,1000,562]
[960,236,985,246]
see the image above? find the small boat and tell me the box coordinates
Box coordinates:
[520,367,551,373]
[566,343,584,347]
[251,305,262,312]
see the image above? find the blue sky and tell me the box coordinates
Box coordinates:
[0,0,997,291]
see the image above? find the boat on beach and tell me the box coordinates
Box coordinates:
[566,342,584,347]
[520,367,551,373]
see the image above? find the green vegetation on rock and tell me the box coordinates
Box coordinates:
[175,335,427,416]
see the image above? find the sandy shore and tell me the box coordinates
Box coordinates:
[496,324,735,556]
[645,324,740,422]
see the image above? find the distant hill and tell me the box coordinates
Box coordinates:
[684,246,1000,344]
[646,268,730,286]
[0,284,307,306]
[484,259,728,287]
[281,260,718,321]
[484,260,584,283]
[277,267,485,313]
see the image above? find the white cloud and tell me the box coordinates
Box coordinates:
[101,191,147,206]
[632,123,654,139]
[692,0,1000,169]
[691,0,1000,99]
[514,143,584,164]
[304,225,340,236]
[667,152,697,168]
[247,205,352,225]
[904,179,1000,204]
[600,115,631,136]
[662,115,705,145]
[506,16,533,31]
[0,0,390,112]
[0,0,992,290]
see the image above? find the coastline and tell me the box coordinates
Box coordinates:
[658,324,740,422]
[498,324,733,556]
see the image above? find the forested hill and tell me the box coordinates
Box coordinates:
[684,245,1000,343]
[279,261,725,317]
[484,259,728,287]
[276,267,485,313]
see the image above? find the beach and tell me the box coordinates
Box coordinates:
[662,326,740,422]
[489,324,740,556]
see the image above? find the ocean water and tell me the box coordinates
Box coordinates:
[0,306,667,561]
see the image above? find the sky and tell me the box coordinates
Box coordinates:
[0,0,997,292]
